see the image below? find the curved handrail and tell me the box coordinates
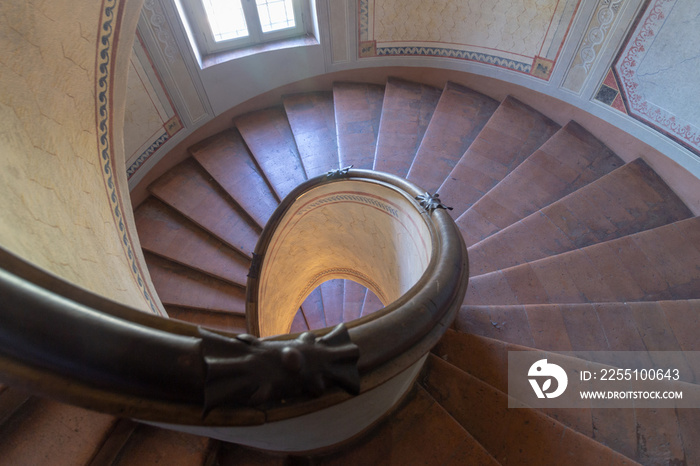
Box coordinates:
[0,169,468,429]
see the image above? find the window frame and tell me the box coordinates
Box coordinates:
[181,0,307,55]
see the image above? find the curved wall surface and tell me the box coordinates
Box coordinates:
[0,0,163,313]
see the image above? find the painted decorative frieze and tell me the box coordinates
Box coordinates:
[359,0,580,80]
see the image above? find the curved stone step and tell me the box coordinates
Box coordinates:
[283,91,339,178]
[290,309,309,333]
[437,96,560,219]
[407,81,499,193]
[109,424,215,466]
[468,158,693,276]
[135,198,251,287]
[234,106,307,200]
[166,305,247,334]
[321,279,345,328]
[343,279,367,322]
[433,330,698,465]
[333,82,384,169]
[148,158,261,255]
[465,217,700,306]
[0,397,116,466]
[457,121,624,247]
[421,353,637,465]
[373,77,441,177]
[310,385,499,465]
[360,287,384,317]
[144,253,246,315]
[190,128,279,229]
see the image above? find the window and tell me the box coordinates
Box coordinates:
[181,0,308,55]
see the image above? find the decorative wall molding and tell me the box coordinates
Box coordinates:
[562,0,627,93]
[96,0,163,315]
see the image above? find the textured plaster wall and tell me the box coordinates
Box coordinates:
[0,0,159,313]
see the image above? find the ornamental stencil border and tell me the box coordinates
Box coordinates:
[96,0,164,315]
[614,0,700,156]
[358,0,580,81]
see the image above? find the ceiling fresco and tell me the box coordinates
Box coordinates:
[358,0,581,80]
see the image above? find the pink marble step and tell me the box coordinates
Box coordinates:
[166,306,247,334]
[437,96,560,218]
[313,386,499,466]
[110,424,213,466]
[422,354,635,465]
[433,330,696,464]
[333,82,384,169]
[457,121,624,247]
[283,91,339,178]
[234,106,306,200]
[464,217,700,306]
[373,77,441,177]
[148,158,261,255]
[300,287,327,330]
[342,280,367,322]
[144,253,246,315]
[290,309,309,333]
[407,81,499,193]
[190,129,279,229]
[0,397,116,466]
[468,158,693,276]
[321,279,345,327]
[135,198,250,287]
[360,288,384,317]
[453,300,700,358]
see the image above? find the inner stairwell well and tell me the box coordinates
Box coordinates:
[1,77,698,464]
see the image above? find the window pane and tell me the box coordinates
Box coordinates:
[202,0,248,42]
[256,0,296,33]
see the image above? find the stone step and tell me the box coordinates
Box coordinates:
[457,121,624,247]
[148,158,261,254]
[234,106,306,200]
[333,82,384,169]
[343,280,367,322]
[468,158,693,276]
[361,287,384,317]
[283,91,339,178]
[433,330,698,464]
[311,385,499,465]
[465,217,700,306]
[321,279,345,328]
[421,353,637,465]
[190,128,279,229]
[437,96,560,219]
[290,309,309,333]
[407,81,499,193]
[373,77,441,177]
[0,397,116,466]
[135,198,251,287]
[109,424,215,466]
[300,286,327,330]
[144,253,246,315]
[166,305,247,334]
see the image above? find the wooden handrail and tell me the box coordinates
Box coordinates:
[0,169,468,429]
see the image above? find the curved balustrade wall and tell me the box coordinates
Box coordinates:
[254,177,432,337]
[0,169,468,452]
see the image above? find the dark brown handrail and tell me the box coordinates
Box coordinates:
[0,169,468,427]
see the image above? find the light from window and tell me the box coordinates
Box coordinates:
[256,0,296,33]
[202,0,249,42]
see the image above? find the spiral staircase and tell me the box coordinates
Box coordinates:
[0,77,698,465]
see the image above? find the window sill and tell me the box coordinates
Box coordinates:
[201,34,319,69]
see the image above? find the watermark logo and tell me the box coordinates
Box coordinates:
[528,359,568,399]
